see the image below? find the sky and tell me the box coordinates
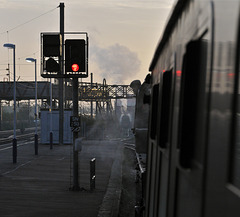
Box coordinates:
[0,0,175,85]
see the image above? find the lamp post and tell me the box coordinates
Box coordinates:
[3,43,17,163]
[26,58,38,155]
[49,78,53,149]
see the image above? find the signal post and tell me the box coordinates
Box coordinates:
[66,37,88,191]
[40,3,88,190]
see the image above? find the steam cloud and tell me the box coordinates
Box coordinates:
[91,43,141,84]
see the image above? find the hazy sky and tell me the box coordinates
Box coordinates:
[0,0,174,85]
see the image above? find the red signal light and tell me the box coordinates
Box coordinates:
[176,70,182,77]
[72,64,79,72]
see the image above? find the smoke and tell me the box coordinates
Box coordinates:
[91,43,141,84]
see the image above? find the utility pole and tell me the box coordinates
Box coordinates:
[59,2,64,145]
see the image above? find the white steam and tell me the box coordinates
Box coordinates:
[91,43,141,84]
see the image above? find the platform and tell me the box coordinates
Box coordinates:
[0,139,123,217]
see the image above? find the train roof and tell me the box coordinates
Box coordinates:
[149,0,189,71]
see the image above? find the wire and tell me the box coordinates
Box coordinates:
[0,6,57,82]
[17,51,39,61]
[0,6,58,35]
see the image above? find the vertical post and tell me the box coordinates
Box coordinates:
[96,101,98,118]
[72,77,80,191]
[28,100,30,126]
[50,78,53,149]
[59,2,64,145]
[90,158,96,191]
[107,101,109,115]
[13,46,17,164]
[34,59,38,155]
[90,73,93,118]
[0,100,2,131]
[26,58,38,154]
[7,63,10,81]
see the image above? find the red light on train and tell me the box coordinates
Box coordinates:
[72,64,79,72]
[176,70,182,77]
[228,72,235,77]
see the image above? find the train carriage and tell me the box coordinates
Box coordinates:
[143,0,240,216]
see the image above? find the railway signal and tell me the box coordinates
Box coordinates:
[43,34,60,57]
[65,39,86,74]
[41,33,88,78]
[65,39,87,77]
[41,31,88,191]
[42,34,60,73]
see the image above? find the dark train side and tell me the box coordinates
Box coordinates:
[134,0,240,216]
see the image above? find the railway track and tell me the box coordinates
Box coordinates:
[0,127,35,138]
[0,130,39,146]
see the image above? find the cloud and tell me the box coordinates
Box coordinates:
[91,43,141,84]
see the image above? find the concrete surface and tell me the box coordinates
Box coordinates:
[0,139,123,217]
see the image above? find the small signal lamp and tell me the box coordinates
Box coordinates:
[72,64,79,72]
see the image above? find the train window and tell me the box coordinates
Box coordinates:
[159,69,172,148]
[178,39,207,169]
[150,84,159,139]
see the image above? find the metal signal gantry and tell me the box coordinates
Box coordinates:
[78,83,135,100]
[0,81,135,101]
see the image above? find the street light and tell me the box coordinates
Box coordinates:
[3,43,17,163]
[26,58,38,155]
